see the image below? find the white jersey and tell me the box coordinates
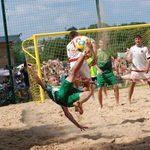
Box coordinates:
[128,45,150,81]
[129,45,150,71]
[66,35,94,79]
[66,35,95,58]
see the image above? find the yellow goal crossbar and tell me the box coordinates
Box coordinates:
[33,23,150,38]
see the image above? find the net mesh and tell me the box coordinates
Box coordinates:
[22,24,150,102]
[0,1,150,103]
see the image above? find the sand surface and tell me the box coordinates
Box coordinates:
[0,85,150,150]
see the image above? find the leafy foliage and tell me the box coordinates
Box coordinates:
[13,42,25,65]
[41,37,69,62]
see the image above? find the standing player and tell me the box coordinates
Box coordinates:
[95,39,119,108]
[126,35,150,103]
[67,30,96,90]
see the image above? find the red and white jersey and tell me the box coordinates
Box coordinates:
[129,45,150,71]
[66,35,93,79]
[66,35,94,58]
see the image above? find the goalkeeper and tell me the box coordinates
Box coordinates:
[28,47,92,131]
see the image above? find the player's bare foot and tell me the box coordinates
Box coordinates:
[73,101,83,115]
[75,106,78,112]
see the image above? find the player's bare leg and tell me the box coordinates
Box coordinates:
[73,90,92,114]
[113,84,119,105]
[128,82,136,103]
[98,87,103,108]
[73,101,83,114]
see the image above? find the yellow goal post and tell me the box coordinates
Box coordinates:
[22,23,150,103]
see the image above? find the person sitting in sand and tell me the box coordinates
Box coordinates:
[28,47,92,131]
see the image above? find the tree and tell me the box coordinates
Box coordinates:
[13,41,25,65]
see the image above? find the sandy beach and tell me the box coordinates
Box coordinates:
[0,85,150,150]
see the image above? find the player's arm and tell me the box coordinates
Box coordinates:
[27,64,46,90]
[95,64,103,75]
[86,39,97,65]
[125,49,132,62]
[61,106,88,131]
[91,40,97,64]
[145,58,150,73]
[145,48,150,73]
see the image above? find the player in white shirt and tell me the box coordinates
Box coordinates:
[67,30,96,90]
[126,35,150,103]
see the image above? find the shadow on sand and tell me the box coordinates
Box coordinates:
[0,124,150,150]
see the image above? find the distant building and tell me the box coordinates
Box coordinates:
[0,34,21,68]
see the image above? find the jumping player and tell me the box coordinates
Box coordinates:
[28,47,92,131]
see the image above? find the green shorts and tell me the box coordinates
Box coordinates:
[56,80,81,107]
[97,71,116,87]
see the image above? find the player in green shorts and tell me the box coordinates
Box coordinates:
[28,47,92,131]
[95,39,119,108]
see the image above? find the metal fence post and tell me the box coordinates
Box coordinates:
[1,0,16,103]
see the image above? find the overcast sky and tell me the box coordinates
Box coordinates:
[0,0,150,39]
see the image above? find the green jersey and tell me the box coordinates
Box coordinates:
[97,48,112,72]
[45,80,81,107]
[45,84,62,105]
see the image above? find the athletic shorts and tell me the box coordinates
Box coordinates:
[79,60,91,79]
[97,71,116,87]
[131,71,150,82]
[56,80,81,107]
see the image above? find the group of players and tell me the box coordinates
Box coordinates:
[28,31,150,131]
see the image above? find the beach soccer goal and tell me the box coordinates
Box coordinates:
[22,23,150,103]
